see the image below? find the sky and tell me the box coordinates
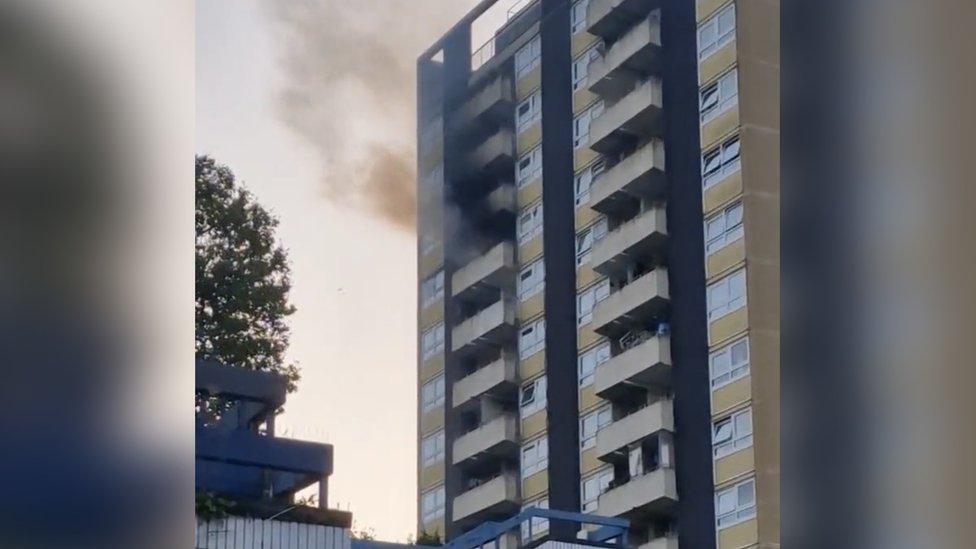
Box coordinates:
[196,0,519,541]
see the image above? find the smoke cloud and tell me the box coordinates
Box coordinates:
[265,0,473,231]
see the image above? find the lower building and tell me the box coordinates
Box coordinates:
[195,359,352,548]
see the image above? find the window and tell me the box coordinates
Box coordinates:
[421,430,445,466]
[518,260,545,301]
[421,486,445,523]
[702,135,741,188]
[705,201,744,255]
[578,342,611,388]
[420,234,438,256]
[420,271,444,308]
[577,279,611,326]
[520,499,549,540]
[579,405,612,449]
[520,375,547,418]
[573,101,604,149]
[574,160,605,208]
[521,437,549,478]
[710,337,750,389]
[700,68,738,123]
[519,318,546,360]
[698,3,735,60]
[517,146,543,187]
[516,91,541,132]
[516,35,541,77]
[707,269,747,321]
[421,324,445,360]
[572,46,602,91]
[580,469,613,512]
[570,0,589,34]
[715,478,756,529]
[712,408,753,458]
[575,218,608,266]
[518,202,544,244]
[421,375,445,413]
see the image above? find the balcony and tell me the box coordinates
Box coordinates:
[588,14,661,99]
[589,78,663,155]
[453,473,520,526]
[596,399,674,462]
[594,335,671,401]
[452,298,517,356]
[598,467,677,520]
[453,242,516,302]
[591,207,667,278]
[592,269,669,338]
[638,536,679,549]
[590,140,666,216]
[453,414,519,465]
[468,128,514,176]
[456,75,514,130]
[587,0,659,41]
[485,183,517,216]
[453,352,518,409]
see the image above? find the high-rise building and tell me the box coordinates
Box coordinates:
[415,1,778,548]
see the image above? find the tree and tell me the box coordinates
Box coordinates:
[196,156,299,392]
[414,530,442,546]
[351,524,376,540]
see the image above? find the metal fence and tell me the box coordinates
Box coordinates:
[196,516,351,549]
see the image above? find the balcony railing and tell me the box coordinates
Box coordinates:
[453,473,520,524]
[452,242,516,301]
[452,298,517,354]
[591,207,667,277]
[453,414,519,464]
[588,13,661,98]
[590,139,666,215]
[453,352,518,408]
[596,399,674,461]
[592,268,669,338]
[468,128,515,175]
[594,334,671,400]
[597,467,677,519]
[587,0,659,40]
[589,77,663,154]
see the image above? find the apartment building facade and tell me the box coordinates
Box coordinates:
[416,1,778,548]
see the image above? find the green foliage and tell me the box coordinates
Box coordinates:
[351,524,377,540]
[415,529,442,546]
[196,491,235,521]
[195,156,299,391]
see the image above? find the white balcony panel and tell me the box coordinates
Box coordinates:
[589,140,666,216]
[594,335,671,400]
[452,473,520,523]
[453,353,519,408]
[453,414,519,464]
[598,468,677,519]
[596,399,674,461]
[589,78,663,154]
[591,207,667,277]
[453,242,516,299]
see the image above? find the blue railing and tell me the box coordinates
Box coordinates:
[445,507,630,549]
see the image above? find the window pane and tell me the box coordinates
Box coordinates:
[713,419,733,443]
[723,138,741,163]
[703,150,722,174]
[731,339,748,364]
[712,349,731,376]
[735,410,753,435]
[700,85,719,113]
[738,481,755,505]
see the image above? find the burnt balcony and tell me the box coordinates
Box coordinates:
[452,242,516,304]
[589,78,663,155]
[455,75,514,131]
[467,128,515,177]
[589,139,666,216]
